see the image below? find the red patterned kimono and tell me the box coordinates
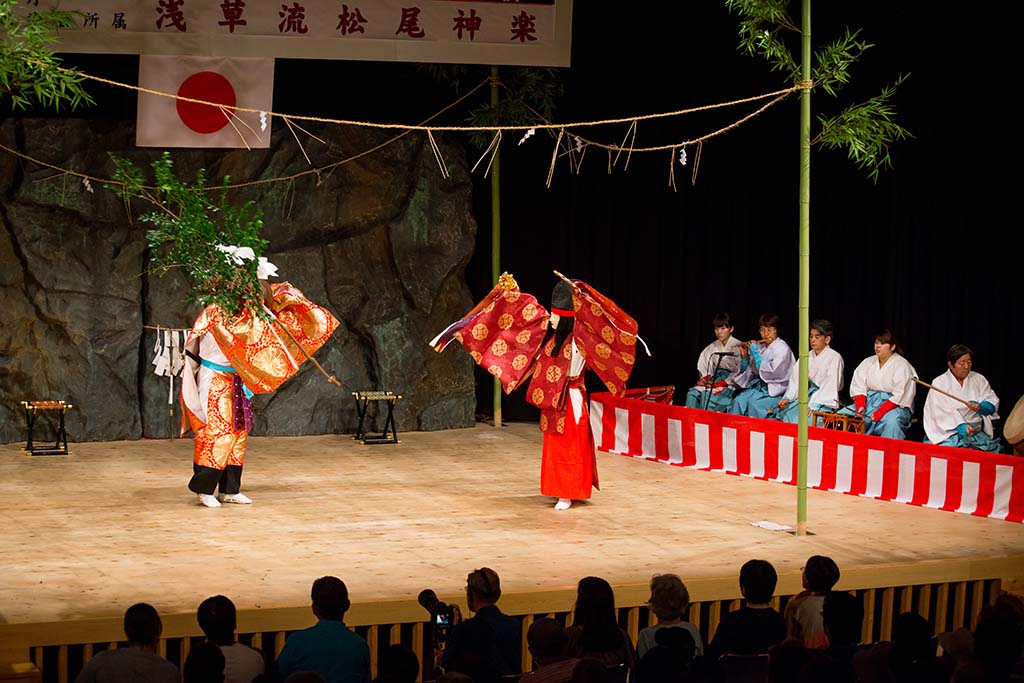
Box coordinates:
[432,274,641,501]
[181,282,339,495]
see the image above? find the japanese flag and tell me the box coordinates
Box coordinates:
[136,56,274,148]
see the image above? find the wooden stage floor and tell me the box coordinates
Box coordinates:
[2,422,1022,627]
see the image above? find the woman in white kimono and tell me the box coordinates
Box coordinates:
[923,344,1001,451]
[843,330,916,440]
[683,312,743,413]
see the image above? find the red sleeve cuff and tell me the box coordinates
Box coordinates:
[871,400,897,421]
[854,395,866,412]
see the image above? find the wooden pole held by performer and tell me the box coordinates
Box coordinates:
[912,376,972,407]
[266,309,342,389]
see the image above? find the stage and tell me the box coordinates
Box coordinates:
[2,422,1023,630]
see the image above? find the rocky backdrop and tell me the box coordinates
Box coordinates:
[0,118,478,443]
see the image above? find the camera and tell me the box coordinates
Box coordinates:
[418,589,456,647]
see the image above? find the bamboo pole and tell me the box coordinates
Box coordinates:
[796,0,812,536]
[491,66,503,429]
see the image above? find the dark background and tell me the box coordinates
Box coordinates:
[461,0,1022,433]
[51,1,1021,436]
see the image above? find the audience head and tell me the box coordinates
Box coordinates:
[311,576,350,621]
[739,559,778,605]
[647,573,690,622]
[654,625,696,665]
[573,577,622,652]
[183,641,226,683]
[573,576,617,627]
[527,617,569,661]
[375,644,420,683]
[465,567,501,610]
[891,611,934,663]
[636,627,695,683]
[822,591,863,647]
[571,658,612,683]
[197,595,237,645]
[972,600,1024,679]
[802,555,840,593]
[992,591,1024,622]
[123,603,163,648]
[767,639,811,683]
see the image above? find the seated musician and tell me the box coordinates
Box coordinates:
[923,344,1001,452]
[841,330,916,440]
[728,313,795,419]
[683,312,743,412]
[774,319,845,423]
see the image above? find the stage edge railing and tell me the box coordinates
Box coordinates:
[2,557,1021,683]
[589,393,1024,523]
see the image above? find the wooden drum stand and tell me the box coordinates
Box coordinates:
[811,410,866,434]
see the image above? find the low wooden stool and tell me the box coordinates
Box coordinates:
[811,409,866,434]
[351,391,402,444]
[21,400,73,456]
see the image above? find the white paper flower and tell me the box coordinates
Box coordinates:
[678,148,688,166]
[574,136,583,152]
[81,177,94,193]
[518,128,536,146]
[216,244,257,265]
[259,111,268,132]
[257,257,278,280]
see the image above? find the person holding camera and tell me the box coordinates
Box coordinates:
[441,567,522,683]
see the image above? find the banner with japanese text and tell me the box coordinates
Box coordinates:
[24,0,572,66]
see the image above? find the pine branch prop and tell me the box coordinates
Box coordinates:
[109,153,268,318]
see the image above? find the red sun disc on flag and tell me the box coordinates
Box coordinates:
[176,71,236,134]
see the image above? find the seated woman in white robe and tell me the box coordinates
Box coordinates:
[840,329,916,440]
[684,312,743,412]
[923,344,1001,452]
[774,319,845,423]
[729,313,795,419]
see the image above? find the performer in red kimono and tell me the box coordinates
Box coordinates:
[181,257,339,508]
[431,272,643,510]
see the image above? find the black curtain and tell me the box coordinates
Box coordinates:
[53,1,1022,431]
[466,1,1022,429]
